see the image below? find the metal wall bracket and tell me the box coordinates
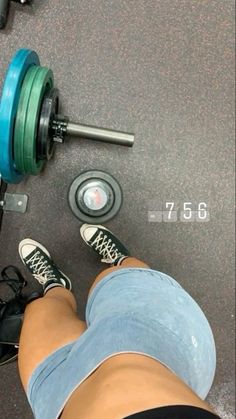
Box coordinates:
[0,193,28,213]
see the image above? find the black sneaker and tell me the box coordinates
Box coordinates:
[18,239,72,294]
[80,224,130,264]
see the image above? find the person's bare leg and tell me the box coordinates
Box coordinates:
[89,257,150,296]
[18,287,86,391]
[17,238,87,391]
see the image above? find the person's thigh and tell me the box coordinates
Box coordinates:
[18,288,86,390]
[85,268,216,399]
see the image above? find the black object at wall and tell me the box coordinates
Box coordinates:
[0,179,7,230]
[0,0,31,29]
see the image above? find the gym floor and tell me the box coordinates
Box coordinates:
[0,1,235,418]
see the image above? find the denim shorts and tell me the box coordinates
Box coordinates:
[27,268,216,419]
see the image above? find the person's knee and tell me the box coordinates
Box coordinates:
[121,257,150,268]
[24,296,44,314]
[44,288,77,311]
[24,290,76,318]
[90,257,150,296]
[27,287,77,311]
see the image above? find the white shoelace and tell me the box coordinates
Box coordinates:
[26,251,57,285]
[91,232,122,263]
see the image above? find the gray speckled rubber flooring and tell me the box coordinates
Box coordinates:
[0,1,235,418]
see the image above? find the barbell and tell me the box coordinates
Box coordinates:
[0,49,134,184]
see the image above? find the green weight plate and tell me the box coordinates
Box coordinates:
[24,67,54,175]
[14,66,41,173]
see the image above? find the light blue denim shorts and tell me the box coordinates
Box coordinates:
[27,268,216,419]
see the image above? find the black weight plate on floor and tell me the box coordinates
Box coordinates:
[37,88,59,160]
[68,170,123,224]
[23,67,53,174]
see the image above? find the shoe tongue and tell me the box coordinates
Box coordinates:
[25,249,52,267]
[90,229,103,243]
[25,248,40,262]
